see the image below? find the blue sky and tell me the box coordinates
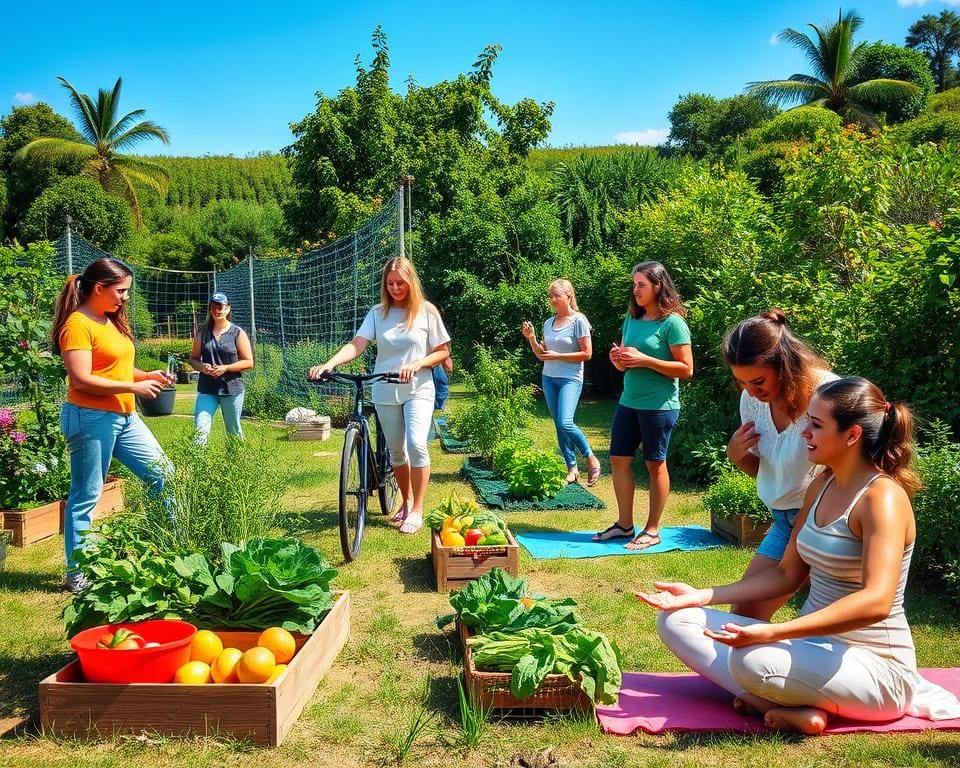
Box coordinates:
[2,1,949,156]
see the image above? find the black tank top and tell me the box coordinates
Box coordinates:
[197,323,245,396]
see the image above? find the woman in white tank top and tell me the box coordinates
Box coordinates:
[637,376,960,734]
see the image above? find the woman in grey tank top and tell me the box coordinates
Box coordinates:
[637,376,960,734]
[189,292,254,443]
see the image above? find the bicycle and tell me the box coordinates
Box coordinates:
[308,371,401,561]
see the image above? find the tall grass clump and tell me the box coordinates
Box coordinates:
[125,434,288,560]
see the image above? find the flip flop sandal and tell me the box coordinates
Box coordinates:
[592,522,635,541]
[399,515,423,535]
[625,531,662,550]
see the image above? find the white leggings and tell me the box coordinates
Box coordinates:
[657,607,912,721]
[375,397,433,468]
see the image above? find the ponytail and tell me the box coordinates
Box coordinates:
[51,275,82,355]
[50,259,134,354]
[816,377,921,496]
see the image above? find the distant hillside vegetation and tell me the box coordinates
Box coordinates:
[137,154,292,209]
[528,144,664,173]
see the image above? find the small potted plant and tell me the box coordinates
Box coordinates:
[704,468,772,547]
[136,355,178,417]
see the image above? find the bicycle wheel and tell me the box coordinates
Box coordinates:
[378,468,399,516]
[339,424,367,562]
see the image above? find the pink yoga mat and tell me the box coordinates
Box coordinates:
[596,668,960,735]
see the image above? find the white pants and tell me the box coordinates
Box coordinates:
[375,397,433,468]
[657,607,912,721]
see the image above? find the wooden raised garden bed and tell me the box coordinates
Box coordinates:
[458,620,591,714]
[710,511,770,548]
[39,590,351,748]
[2,499,63,548]
[432,529,519,592]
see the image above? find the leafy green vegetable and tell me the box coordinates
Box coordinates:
[503,449,566,500]
[467,626,623,704]
[64,521,337,636]
[436,568,579,634]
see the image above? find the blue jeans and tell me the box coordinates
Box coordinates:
[755,508,801,561]
[194,392,245,443]
[541,375,593,468]
[61,403,171,569]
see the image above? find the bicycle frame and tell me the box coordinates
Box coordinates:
[344,377,391,495]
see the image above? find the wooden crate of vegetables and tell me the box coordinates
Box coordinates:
[42,536,347,748]
[40,591,350,748]
[425,498,518,592]
[439,569,622,714]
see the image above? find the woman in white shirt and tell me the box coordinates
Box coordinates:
[521,279,602,486]
[309,257,450,534]
[723,310,835,619]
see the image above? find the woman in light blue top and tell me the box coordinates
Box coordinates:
[522,279,601,486]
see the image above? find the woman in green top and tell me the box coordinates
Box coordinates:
[594,261,693,550]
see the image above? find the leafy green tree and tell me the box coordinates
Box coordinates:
[668,93,778,157]
[0,103,84,238]
[15,77,170,228]
[906,10,960,92]
[195,199,285,269]
[20,175,132,250]
[854,43,934,123]
[748,10,919,127]
[285,27,552,242]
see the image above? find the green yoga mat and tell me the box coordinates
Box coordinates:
[434,416,473,454]
[462,456,606,511]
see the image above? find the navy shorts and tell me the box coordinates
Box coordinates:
[609,405,679,461]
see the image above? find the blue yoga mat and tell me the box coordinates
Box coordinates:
[514,525,726,559]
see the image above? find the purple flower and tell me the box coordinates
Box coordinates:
[10,431,26,444]
[0,409,14,429]
[18,340,29,349]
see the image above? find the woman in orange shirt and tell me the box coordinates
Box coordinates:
[52,258,174,593]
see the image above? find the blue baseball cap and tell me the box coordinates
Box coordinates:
[210,292,229,304]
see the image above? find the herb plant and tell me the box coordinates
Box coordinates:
[702,468,771,524]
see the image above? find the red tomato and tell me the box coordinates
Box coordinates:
[463,528,486,546]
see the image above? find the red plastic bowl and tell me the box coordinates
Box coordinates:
[70,620,197,684]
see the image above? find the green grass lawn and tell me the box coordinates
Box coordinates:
[1,392,959,767]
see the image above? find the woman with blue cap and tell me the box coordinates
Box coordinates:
[189,292,254,442]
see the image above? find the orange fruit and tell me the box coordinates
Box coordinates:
[210,647,243,683]
[257,627,296,664]
[174,660,211,684]
[190,629,223,665]
[237,646,276,684]
[264,663,287,684]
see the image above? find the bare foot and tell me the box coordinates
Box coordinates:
[565,467,580,484]
[732,696,760,717]
[763,706,828,735]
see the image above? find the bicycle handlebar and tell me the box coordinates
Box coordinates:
[307,371,403,385]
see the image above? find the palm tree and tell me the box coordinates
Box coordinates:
[747,10,919,127]
[15,76,170,227]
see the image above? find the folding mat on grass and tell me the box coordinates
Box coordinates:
[514,526,725,559]
[461,456,605,510]
[434,416,473,454]
[596,669,960,735]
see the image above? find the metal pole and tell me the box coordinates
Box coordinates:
[352,236,359,333]
[65,215,74,274]
[277,269,286,349]
[403,175,414,261]
[397,181,405,259]
[247,245,257,349]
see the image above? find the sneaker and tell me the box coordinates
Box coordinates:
[64,572,89,594]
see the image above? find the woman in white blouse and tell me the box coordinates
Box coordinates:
[722,310,835,619]
[309,257,450,534]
